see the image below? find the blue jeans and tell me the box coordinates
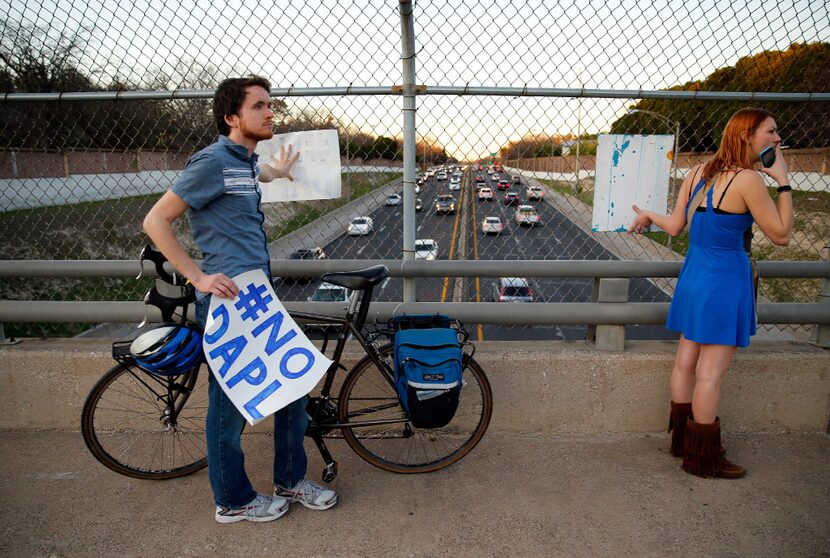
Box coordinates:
[197,296,308,509]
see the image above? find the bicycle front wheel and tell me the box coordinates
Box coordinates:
[338,343,492,473]
[81,361,208,480]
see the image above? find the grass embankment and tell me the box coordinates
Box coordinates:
[536,178,828,303]
[1,172,400,337]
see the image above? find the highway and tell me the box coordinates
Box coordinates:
[274,165,677,341]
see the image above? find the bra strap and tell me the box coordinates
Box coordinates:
[715,169,744,208]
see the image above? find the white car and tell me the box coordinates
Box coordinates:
[347,216,373,235]
[414,238,438,260]
[308,282,354,303]
[385,194,402,206]
[494,277,533,303]
[527,186,545,200]
[481,216,504,235]
[436,172,448,181]
[449,178,461,191]
[478,187,494,201]
[515,205,541,226]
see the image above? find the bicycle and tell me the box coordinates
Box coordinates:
[81,245,493,481]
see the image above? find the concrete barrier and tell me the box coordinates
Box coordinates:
[1,339,828,432]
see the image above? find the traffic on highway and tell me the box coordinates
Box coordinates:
[274,164,677,341]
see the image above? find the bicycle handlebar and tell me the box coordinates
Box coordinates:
[139,244,185,286]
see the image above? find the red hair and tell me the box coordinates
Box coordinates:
[701,107,774,181]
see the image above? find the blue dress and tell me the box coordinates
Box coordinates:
[666,180,756,347]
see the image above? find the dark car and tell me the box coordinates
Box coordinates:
[503,191,520,205]
[283,247,326,283]
[435,194,456,215]
[498,178,510,190]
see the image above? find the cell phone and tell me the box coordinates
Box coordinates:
[759,146,776,168]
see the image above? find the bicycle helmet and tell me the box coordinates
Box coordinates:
[130,324,203,376]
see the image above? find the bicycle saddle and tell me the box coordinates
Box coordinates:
[321,265,388,291]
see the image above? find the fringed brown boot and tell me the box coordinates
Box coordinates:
[668,401,693,457]
[682,418,746,479]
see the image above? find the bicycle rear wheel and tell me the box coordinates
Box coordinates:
[338,343,492,473]
[81,361,208,480]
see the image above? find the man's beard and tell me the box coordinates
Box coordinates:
[240,122,273,142]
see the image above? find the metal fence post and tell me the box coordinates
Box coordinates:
[399,0,417,303]
[586,277,630,351]
[815,239,830,348]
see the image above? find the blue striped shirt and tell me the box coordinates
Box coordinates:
[172,135,271,292]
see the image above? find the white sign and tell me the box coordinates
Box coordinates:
[255,129,342,202]
[203,269,332,425]
[592,134,673,232]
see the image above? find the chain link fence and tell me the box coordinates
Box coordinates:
[1,0,828,338]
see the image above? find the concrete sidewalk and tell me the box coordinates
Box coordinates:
[1,430,828,557]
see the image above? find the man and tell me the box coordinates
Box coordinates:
[143,76,337,524]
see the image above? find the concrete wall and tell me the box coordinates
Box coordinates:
[2,339,828,433]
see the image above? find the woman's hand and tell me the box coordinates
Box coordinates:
[759,144,789,186]
[627,204,653,234]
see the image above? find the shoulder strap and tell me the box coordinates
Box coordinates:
[686,172,709,232]
[715,169,744,208]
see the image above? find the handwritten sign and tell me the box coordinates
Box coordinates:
[592,134,673,232]
[203,269,332,425]
[255,129,342,202]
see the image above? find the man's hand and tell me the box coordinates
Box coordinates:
[260,143,301,182]
[192,272,240,299]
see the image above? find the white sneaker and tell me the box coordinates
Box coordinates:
[274,479,338,510]
[214,493,289,524]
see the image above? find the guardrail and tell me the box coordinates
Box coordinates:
[3,259,829,350]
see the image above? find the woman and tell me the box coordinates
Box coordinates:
[628,107,793,478]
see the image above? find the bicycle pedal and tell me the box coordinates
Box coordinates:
[322,461,338,483]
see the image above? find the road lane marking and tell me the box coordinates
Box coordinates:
[441,175,465,303]
[470,171,484,341]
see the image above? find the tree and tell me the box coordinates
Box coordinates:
[610,42,830,151]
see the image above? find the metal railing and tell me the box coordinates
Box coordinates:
[1,0,828,341]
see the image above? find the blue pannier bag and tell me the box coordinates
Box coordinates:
[394,327,463,429]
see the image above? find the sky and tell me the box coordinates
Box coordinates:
[3,0,828,160]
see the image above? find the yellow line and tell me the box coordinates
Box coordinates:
[469,171,484,341]
[440,174,464,303]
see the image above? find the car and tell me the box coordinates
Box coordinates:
[478,187,494,201]
[385,193,402,206]
[491,173,500,182]
[527,186,545,200]
[449,178,461,191]
[347,216,373,235]
[494,277,533,303]
[414,238,438,260]
[503,191,520,205]
[415,198,423,212]
[290,246,326,260]
[481,216,504,235]
[282,247,327,283]
[435,194,456,214]
[308,282,354,303]
[436,172,448,181]
[414,183,421,194]
[498,179,510,190]
[515,204,541,226]
[475,175,485,184]
[512,175,522,185]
